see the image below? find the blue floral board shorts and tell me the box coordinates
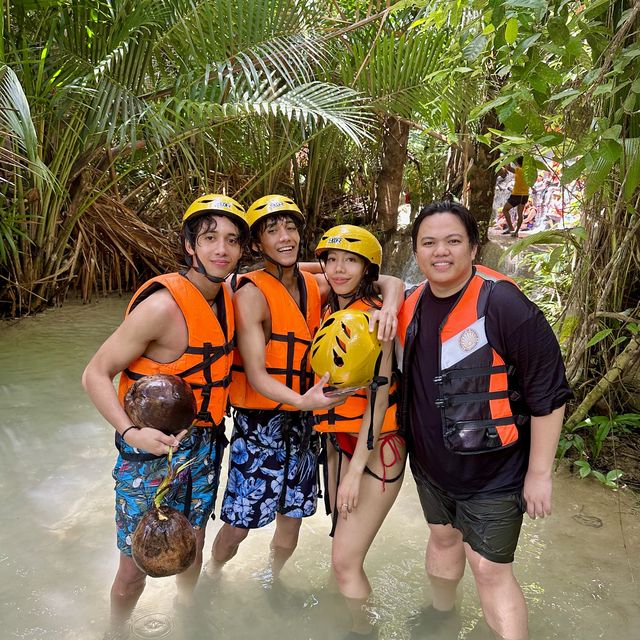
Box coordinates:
[220,409,320,529]
[113,427,226,555]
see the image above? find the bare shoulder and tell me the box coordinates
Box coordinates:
[234,281,266,308]
[234,282,269,325]
[126,287,183,337]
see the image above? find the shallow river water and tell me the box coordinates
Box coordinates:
[0,297,638,640]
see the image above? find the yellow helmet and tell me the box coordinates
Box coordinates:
[246,194,305,231]
[315,225,382,278]
[182,194,248,235]
[310,309,381,391]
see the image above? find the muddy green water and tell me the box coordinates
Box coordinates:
[0,297,638,640]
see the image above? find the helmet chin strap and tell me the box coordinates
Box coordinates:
[261,247,300,281]
[194,254,227,284]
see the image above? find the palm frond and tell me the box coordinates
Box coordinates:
[345,29,452,118]
[0,64,54,187]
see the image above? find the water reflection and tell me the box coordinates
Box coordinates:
[0,297,638,639]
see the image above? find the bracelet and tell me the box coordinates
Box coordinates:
[121,425,140,441]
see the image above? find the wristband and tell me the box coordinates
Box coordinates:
[121,425,140,441]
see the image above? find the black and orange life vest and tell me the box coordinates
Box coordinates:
[396,265,525,455]
[117,273,235,428]
[229,269,321,411]
[314,298,398,434]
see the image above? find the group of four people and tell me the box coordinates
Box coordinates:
[83,194,571,640]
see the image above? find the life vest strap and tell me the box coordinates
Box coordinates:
[434,364,515,384]
[184,338,234,357]
[435,389,510,408]
[269,332,312,346]
[178,341,233,378]
[122,368,144,381]
[366,350,388,450]
[189,373,232,390]
[314,409,365,425]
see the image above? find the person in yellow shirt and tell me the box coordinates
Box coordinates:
[500,157,529,237]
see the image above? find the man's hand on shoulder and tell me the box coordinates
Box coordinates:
[369,307,398,342]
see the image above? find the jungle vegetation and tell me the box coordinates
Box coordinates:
[0,0,638,484]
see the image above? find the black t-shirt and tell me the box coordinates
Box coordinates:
[408,280,573,498]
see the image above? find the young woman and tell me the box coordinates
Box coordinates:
[313,225,406,638]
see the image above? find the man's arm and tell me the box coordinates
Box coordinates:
[523,405,565,519]
[372,274,404,341]
[82,291,185,455]
[234,284,341,411]
[299,261,322,274]
[299,262,403,340]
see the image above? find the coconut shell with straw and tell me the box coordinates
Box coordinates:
[132,505,196,577]
[131,451,196,577]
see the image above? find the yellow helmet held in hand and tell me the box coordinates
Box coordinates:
[310,309,381,391]
[182,194,248,234]
[315,225,382,279]
[246,194,305,231]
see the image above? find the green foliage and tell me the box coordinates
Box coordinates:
[558,412,640,490]
[403,129,449,208]
[506,227,581,325]
[465,0,640,201]
[0,0,382,314]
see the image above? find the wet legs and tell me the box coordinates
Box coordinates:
[425,523,465,612]
[423,525,528,640]
[209,515,301,579]
[331,447,405,635]
[269,513,302,579]
[175,526,207,607]
[465,545,528,640]
[209,522,249,573]
[109,554,146,630]
[513,204,525,236]
[500,203,525,236]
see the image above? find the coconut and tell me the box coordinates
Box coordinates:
[131,505,196,577]
[124,373,197,435]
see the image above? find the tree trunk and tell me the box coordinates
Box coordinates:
[376,116,409,236]
[463,109,500,242]
[463,109,500,243]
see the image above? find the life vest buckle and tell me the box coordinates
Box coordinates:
[433,373,449,384]
[435,397,447,409]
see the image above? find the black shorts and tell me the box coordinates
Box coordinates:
[414,474,525,564]
[507,194,528,207]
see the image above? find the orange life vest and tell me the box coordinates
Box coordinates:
[229,269,321,411]
[314,298,398,434]
[117,273,235,428]
[396,265,524,455]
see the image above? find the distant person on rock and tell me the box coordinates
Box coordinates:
[499,157,531,237]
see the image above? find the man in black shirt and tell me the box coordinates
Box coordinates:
[396,201,572,640]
